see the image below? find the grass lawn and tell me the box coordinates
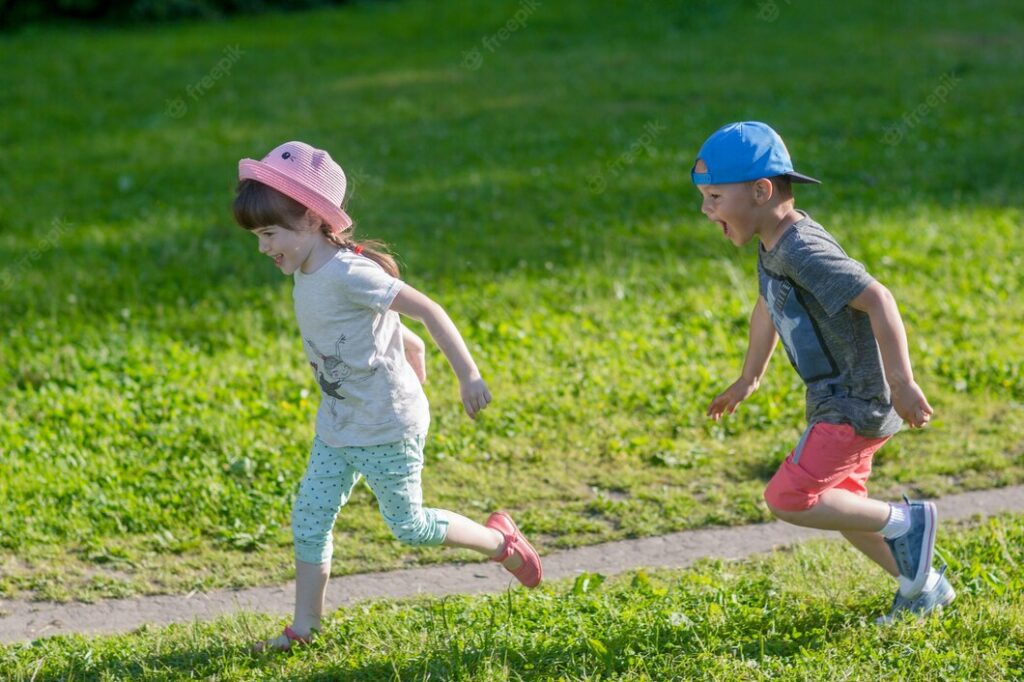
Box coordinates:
[1,0,1023,602]
[3,511,1023,680]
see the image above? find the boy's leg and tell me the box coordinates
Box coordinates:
[764,423,937,596]
[768,486,890,532]
[841,529,899,577]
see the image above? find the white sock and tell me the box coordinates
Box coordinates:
[880,503,910,539]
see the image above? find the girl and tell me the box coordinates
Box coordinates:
[233,141,542,652]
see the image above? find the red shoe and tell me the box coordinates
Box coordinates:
[252,625,315,653]
[486,511,543,588]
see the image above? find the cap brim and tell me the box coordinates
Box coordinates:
[239,158,353,230]
[787,171,821,184]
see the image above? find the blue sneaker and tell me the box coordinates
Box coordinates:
[876,570,955,625]
[884,497,937,597]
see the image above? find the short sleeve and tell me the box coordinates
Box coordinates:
[337,255,404,313]
[786,232,874,317]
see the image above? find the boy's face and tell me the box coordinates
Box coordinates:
[252,223,319,275]
[696,181,760,247]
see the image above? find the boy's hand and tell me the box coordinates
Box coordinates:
[460,376,492,420]
[706,377,758,420]
[891,380,933,428]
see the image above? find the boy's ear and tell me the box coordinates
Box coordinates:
[752,178,774,205]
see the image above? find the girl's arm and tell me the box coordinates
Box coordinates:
[400,324,427,384]
[707,296,778,420]
[389,285,492,419]
[849,281,933,428]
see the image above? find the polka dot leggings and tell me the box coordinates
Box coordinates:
[291,435,449,564]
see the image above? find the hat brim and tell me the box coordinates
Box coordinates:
[239,158,353,230]
[786,171,821,184]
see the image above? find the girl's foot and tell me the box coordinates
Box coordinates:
[486,511,543,588]
[252,625,316,653]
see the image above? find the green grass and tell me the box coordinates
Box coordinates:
[4,512,1024,680]
[1,0,1023,601]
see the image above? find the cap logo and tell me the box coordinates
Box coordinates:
[281,151,292,160]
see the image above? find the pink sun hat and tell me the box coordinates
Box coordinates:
[238,141,353,230]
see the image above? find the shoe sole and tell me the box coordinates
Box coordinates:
[907,501,937,597]
[493,511,543,588]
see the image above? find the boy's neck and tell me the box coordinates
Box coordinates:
[757,202,801,251]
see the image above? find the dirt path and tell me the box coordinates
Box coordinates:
[2,485,1022,644]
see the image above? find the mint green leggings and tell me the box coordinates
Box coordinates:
[291,435,449,564]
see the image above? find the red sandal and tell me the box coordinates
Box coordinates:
[252,625,315,653]
[486,511,543,588]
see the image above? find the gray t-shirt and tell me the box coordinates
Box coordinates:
[293,250,430,448]
[757,212,902,438]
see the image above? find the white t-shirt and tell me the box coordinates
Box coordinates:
[292,250,430,447]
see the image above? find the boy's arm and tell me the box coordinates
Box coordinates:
[389,284,491,419]
[400,324,427,384]
[707,296,779,420]
[849,281,933,428]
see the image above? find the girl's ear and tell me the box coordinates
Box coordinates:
[301,209,324,232]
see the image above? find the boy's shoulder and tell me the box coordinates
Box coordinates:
[770,213,845,257]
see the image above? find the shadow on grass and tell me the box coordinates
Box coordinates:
[272,607,869,681]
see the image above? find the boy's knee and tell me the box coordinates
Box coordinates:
[763,481,813,520]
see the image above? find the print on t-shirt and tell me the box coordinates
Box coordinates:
[762,274,838,383]
[304,334,376,418]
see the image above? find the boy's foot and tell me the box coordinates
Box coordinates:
[884,497,936,597]
[486,511,543,588]
[876,570,955,625]
[251,626,316,653]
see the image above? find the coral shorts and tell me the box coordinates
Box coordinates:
[764,422,891,512]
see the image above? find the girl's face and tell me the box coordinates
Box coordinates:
[252,223,320,275]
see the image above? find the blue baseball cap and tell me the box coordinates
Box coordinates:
[691,121,820,186]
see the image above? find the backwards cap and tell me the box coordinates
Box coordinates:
[691,121,820,186]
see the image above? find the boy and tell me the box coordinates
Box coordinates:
[693,121,953,622]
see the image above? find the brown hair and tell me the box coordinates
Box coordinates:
[232,179,399,277]
[769,175,793,199]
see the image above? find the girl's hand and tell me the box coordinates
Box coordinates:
[460,376,492,420]
[401,325,427,384]
[404,340,427,384]
[706,377,758,421]
[891,380,934,428]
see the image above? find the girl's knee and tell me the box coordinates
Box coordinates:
[294,540,331,564]
[292,509,336,563]
[386,510,445,546]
